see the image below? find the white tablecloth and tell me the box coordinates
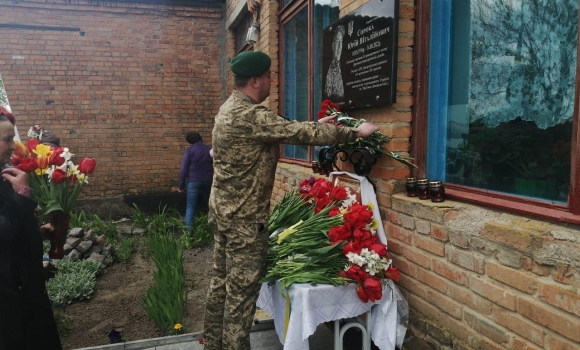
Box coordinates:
[257,280,406,350]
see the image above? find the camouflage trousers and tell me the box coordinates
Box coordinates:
[203,215,269,350]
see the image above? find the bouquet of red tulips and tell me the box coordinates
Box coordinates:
[10,138,96,216]
[262,176,400,303]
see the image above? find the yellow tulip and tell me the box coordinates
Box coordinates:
[13,141,28,157]
[32,143,53,157]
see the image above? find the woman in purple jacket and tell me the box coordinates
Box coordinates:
[178,132,214,233]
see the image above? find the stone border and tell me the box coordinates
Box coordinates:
[74,319,274,350]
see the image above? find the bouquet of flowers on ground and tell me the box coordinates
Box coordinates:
[262,176,400,302]
[10,138,96,216]
[318,99,417,168]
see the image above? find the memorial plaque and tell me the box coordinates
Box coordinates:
[322,0,399,109]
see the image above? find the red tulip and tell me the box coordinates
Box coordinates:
[79,157,96,174]
[330,186,347,201]
[49,148,66,166]
[345,265,369,282]
[26,139,39,154]
[328,206,341,217]
[356,277,383,302]
[36,154,49,169]
[386,267,401,282]
[369,243,388,257]
[10,155,22,166]
[328,225,352,243]
[51,168,67,184]
[343,241,361,256]
[16,157,38,173]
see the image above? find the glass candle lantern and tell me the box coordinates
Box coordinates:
[417,178,430,199]
[405,177,418,197]
[429,181,445,202]
[311,161,320,174]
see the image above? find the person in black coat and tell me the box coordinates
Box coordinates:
[0,111,63,350]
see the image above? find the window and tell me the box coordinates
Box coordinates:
[234,12,255,53]
[416,0,580,223]
[280,0,340,162]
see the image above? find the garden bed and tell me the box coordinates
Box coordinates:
[58,240,214,350]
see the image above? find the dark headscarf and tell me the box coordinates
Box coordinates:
[186,132,202,144]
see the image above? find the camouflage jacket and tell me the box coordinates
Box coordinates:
[209,90,358,223]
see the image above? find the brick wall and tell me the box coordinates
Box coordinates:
[0,0,225,214]
[389,195,580,350]
[268,1,580,349]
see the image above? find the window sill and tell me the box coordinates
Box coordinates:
[444,185,579,225]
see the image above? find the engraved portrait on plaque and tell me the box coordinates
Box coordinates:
[322,0,399,109]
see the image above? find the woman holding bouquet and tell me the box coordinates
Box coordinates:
[0,111,62,350]
[203,51,379,350]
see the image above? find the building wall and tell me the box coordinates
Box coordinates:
[266,1,580,349]
[0,0,225,214]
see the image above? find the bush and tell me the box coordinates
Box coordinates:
[46,259,104,304]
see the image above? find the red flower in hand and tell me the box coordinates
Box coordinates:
[49,148,65,166]
[51,168,67,184]
[10,155,22,167]
[26,139,39,154]
[16,157,38,173]
[356,277,383,302]
[79,157,97,174]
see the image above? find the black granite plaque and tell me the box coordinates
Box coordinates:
[322,0,399,109]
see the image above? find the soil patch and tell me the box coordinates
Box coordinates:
[60,244,214,350]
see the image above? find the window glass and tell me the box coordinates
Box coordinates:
[281,0,340,161]
[428,0,577,202]
[313,1,340,160]
[234,14,254,53]
[283,8,309,160]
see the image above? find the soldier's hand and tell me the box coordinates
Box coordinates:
[356,122,379,138]
[318,113,338,124]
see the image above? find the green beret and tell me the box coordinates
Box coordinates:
[230,51,271,77]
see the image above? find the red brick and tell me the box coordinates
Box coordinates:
[402,245,431,268]
[548,334,580,350]
[491,305,545,346]
[432,258,468,286]
[518,297,580,342]
[416,267,448,294]
[447,283,493,315]
[512,336,543,350]
[414,235,445,256]
[487,261,538,294]
[463,309,508,344]
[426,289,462,319]
[431,224,448,241]
[386,222,413,244]
[399,274,427,299]
[539,283,580,317]
[469,276,517,311]
[447,246,486,274]
[480,222,535,252]
[390,255,417,277]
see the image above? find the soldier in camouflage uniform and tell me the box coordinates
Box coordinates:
[203,51,379,350]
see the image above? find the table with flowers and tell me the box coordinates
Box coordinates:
[259,172,408,350]
[257,279,405,350]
